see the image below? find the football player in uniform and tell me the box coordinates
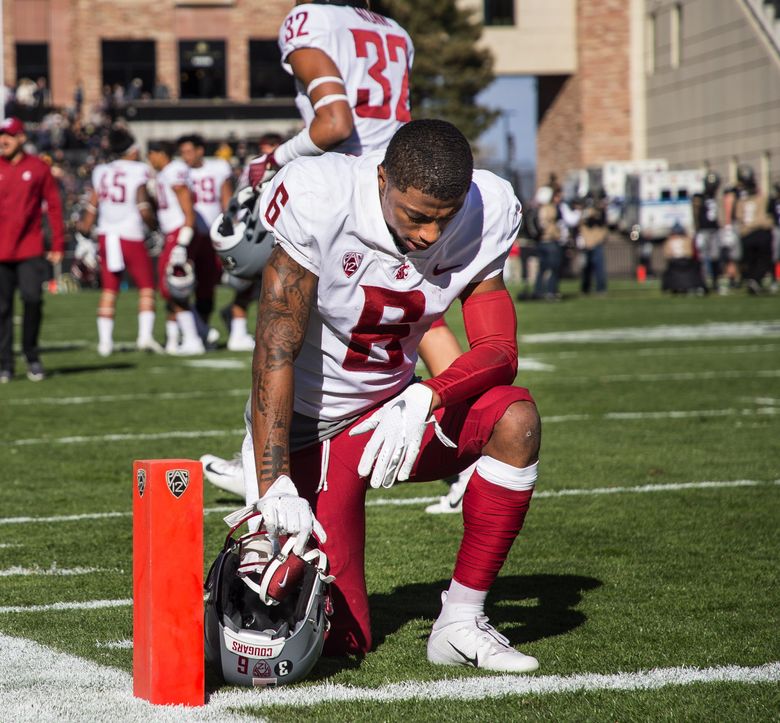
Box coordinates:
[232,119,541,672]
[203,0,472,512]
[147,140,204,355]
[691,171,722,292]
[79,129,162,356]
[177,134,233,346]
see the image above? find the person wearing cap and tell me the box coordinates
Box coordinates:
[0,116,65,382]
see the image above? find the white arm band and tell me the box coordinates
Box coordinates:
[306,75,345,95]
[313,93,350,111]
[273,126,325,167]
[177,226,194,247]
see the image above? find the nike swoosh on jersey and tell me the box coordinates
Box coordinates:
[449,642,478,667]
[277,568,290,589]
[432,263,462,276]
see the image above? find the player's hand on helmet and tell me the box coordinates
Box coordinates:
[177,226,194,247]
[256,474,326,555]
[168,243,188,267]
[247,153,278,191]
[350,383,456,489]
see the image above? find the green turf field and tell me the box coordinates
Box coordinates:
[1,280,778,721]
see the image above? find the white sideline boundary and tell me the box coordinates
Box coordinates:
[0,479,776,527]
[521,320,780,344]
[0,565,104,578]
[0,631,777,721]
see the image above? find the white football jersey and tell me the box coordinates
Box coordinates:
[259,152,522,421]
[154,159,190,234]
[92,159,149,240]
[189,158,233,230]
[278,3,414,155]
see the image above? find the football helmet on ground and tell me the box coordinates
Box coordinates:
[204,508,334,687]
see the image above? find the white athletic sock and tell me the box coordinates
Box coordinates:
[434,580,488,629]
[137,310,155,342]
[97,316,113,347]
[476,456,538,491]
[176,311,200,345]
[165,320,179,347]
[230,316,249,338]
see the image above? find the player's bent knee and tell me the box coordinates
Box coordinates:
[485,400,541,466]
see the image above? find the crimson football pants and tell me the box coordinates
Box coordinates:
[289,385,536,656]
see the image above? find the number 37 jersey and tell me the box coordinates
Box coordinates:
[259,152,522,422]
[278,3,414,155]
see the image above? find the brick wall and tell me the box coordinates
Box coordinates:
[7,0,289,108]
[537,0,632,187]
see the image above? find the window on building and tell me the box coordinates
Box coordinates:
[179,40,227,99]
[248,40,295,98]
[645,13,656,75]
[102,41,156,97]
[484,0,515,27]
[670,4,682,69]
[16,43,49,85]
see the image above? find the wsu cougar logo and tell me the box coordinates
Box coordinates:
[342,252,363,278]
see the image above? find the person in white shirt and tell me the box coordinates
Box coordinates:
[177,134,233,346]
[147,140,203,355]
[78,129,161,356]
[235,119,541,673]
[203,0,471,510]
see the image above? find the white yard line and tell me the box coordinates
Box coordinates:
[0,630,776,720]
[544,343,780,359]
[522,320,780,344]
[0,598,132,614]
[211,661,780,708]
[5,404,779,448]
[0,565,104,578]
[0,480,776,525]
[4,389,247,406]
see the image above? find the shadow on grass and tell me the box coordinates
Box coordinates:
[311,573,602,682]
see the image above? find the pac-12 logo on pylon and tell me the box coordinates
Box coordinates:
[137,468,146,497]
[166,469,190,498]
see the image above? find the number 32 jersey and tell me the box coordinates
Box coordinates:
[278,3,414,155]
[259,152,522,422]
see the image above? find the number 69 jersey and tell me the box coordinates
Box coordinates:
[279,3,414,155]
[259,152,522,422]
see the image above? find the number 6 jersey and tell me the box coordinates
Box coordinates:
[259,152,523,422]
[278,3,414,155]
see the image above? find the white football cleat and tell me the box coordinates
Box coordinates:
[200,454,244,497]
[425,476,469,514]
[428,605,539,673]
[136,337,165,354]
[175,339,206,356]
[227,334,255,352]
[97,341,113,358]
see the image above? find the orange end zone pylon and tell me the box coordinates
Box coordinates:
[133,459,204,706]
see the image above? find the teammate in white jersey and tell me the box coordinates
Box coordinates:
[78,129,161,356]
[235,120,541,673]
[204,0,470,507]
[147,140,204,355]
[177,134,233,346]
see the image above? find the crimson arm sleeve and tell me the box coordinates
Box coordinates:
[43,169,65,252]
[421,290,518,407]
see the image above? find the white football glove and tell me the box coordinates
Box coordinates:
[168,244,188,267]
[350,383,456,489]
[256,475,326,555]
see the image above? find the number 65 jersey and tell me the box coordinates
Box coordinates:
[279,3,414,155]
[259,152,522,422]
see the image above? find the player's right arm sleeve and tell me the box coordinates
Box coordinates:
[259,162,322,276]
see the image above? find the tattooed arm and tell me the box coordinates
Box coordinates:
[250,244,318,500]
